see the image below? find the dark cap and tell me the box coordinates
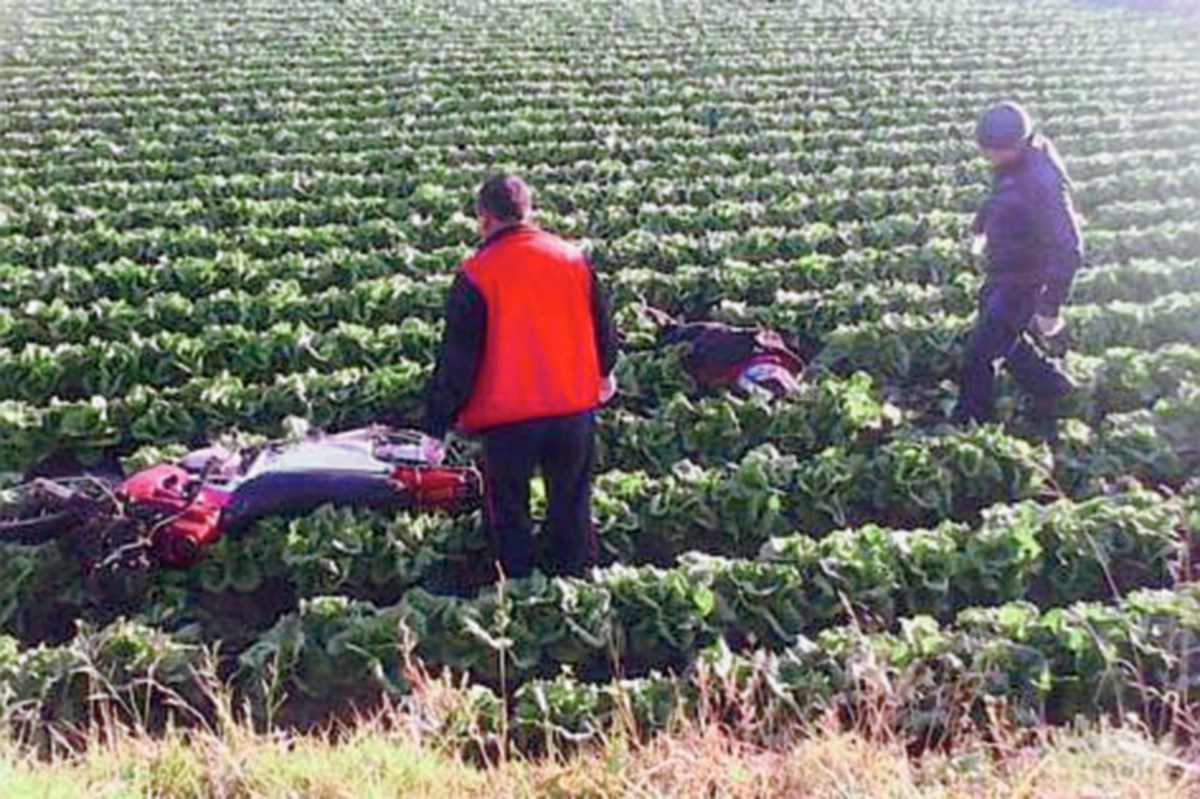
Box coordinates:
[975,102,1032,151]
[476,174,532,224]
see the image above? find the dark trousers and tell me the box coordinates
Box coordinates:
[955,280,1073,423]
[482,411,599,580]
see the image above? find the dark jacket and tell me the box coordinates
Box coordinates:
[973,135,1083,297]
[658,320,804,389]
[423,225,619,439]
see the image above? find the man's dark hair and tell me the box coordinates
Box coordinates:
[476,174,532,224]
[976,101,1032,151]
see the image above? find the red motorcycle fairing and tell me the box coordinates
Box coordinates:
[388,465,482,512]
[112,428,482,569]
[118,464,231,567]
[0,427,483,576]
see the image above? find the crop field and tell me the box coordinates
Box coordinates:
[2,0,1200,756]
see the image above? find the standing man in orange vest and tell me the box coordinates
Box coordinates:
[423,174,619,580]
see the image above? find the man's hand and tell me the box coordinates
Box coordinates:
[1031,313,1064,338]
[420,435,447,466]
[599,374,617,404]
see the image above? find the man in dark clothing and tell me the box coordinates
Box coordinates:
[423,174,619,580]
[953,102,1084,437]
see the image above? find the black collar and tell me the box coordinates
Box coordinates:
[480,222,535,250]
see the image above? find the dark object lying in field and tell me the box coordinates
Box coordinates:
[1,426,482,584]
[644,306,807,398]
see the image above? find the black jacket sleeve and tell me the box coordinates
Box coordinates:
[423,273,486,439]
[590,268,619,376]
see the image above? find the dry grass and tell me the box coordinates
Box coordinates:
[507,718,1200,799]
[2,700,1198,798]
[2,631,1198,798]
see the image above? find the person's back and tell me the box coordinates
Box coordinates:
[457,226,601,433]
[1015,136,1084,319]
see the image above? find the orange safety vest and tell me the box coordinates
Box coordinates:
[456,226,602,433]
